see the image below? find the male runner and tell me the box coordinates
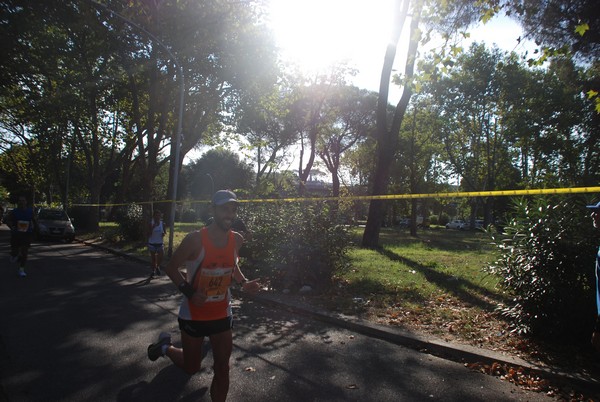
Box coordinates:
[147,190,260,402]
[8,195,34,277]
[146,209,165,277]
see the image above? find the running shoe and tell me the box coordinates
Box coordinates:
[18,269,27,277]
[154,267,162,276]
[147,332,171,361]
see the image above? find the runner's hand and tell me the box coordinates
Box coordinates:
[242,279,261,295]
[190,288,208,307]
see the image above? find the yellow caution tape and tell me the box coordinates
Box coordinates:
[70,200,173,207]
[69,186,600,208]
[240,186,600,203]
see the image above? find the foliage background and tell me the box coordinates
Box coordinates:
[488,196,598,342]
[238,201,352,292]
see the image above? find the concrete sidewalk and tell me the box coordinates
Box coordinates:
[81,236,600,398]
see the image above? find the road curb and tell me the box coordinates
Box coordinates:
[243,292,600,397]
[79,238,149,264]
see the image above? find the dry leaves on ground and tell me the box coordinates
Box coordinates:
[465,362,595,401]
[322,293,600,401]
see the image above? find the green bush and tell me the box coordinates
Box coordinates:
[238,201,353,292]
[429,215,439,225]
[117,203,145,241]
[487,197,597,342]
[180,209,198,223]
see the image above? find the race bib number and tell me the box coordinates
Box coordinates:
[197,267,233,302]
[17,220,29,232]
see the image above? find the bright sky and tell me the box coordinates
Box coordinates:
[266,0,534,101]
[186,2,533,164]
[267,0,395,76]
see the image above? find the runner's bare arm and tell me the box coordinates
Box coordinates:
[146,220,156,238]
[165,231,208,305]
[164,231,202,288]
[232,231,260,294]
[232,231,246,284]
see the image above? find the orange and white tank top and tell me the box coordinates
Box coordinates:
[178,228,237,321]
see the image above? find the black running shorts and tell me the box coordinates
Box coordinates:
[11,232,32,248]
[178,316,233,338]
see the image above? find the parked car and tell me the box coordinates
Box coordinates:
[35,208,75,242]
[445,219,467,230]
[397,216,427,228]
[464,220,486,230]
[1,208,11,226]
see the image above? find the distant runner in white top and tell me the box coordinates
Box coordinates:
[147,209,166,277]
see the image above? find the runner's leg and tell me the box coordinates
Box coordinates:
[151,252,156,269]
[209,329,232,402]
[19,243,27,266]
[19,234,31,267]
[10,234,19,259]
[148,246,157,275]
[156,247,164,270]
[166,330,204,375]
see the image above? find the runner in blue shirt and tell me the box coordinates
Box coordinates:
[7,195,34,277]
[587,201,600,352]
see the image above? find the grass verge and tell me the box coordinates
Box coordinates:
[317,227,510,346]
[315,227,598,400]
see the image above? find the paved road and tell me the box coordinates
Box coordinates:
[0,226,552,401]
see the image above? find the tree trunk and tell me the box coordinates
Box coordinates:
[165,143,184,224]
[331,170,340,197]
[362,0,421,247]
[410,199,418,236]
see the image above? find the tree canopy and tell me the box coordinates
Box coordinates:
[0,0,597,241]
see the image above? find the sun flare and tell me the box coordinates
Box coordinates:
[267,0,395,75]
